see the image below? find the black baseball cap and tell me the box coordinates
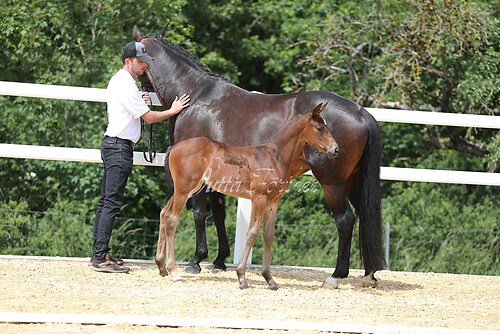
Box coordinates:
[122,42,154,62]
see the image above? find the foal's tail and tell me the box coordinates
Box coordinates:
[356,110,386,272]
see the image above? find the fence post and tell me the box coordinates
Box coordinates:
[385,221,390,270]
[234,198,253,265]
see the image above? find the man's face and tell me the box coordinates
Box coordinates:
[128,57,148,78]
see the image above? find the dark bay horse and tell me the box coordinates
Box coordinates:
[156,103,339,289]
[134,26,385,288]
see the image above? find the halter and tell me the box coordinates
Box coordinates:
[141,85,157,163]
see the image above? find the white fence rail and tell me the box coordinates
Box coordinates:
[2,80,498,184]
[2,81,500,128]
[1,81,499,264]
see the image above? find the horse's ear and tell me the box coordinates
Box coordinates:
[133,25,144,41]
[159,21,170,37]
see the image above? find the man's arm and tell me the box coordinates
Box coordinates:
[141,94,190,124]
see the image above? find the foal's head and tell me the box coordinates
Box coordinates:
[301,103,339,158]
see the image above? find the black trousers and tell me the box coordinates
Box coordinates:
[92,136,134,261]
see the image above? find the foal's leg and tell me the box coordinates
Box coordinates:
[261,202,279,290]
[157,193,189,281]
[209,191,229,271]
[236,197,265,289]
[156,200,171,277]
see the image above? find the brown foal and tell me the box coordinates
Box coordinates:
[155,103,339,289]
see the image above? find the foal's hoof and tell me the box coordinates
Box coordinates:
[264,275,278,290]
[170,271,182,282]
[322,276,339,289]
[155,263,168,277]
[239,281,249,290]
[184,262,202,274]
[362,275,378,288]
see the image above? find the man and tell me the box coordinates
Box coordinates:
[90,41,190,273]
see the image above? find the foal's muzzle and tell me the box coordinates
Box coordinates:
[325,145,339,158]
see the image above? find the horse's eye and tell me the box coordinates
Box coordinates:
[316,124,323,132]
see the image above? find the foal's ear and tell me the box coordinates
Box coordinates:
[310,103,328,118]
[309,103,328,125]
[133,25,144,41]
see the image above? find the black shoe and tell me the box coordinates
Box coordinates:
[90,258,130,273]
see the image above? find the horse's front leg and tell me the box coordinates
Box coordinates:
[320,184,355,289]
[209,191,229,271]
[185,191,209,274]
[261,202,279,290]
[236,198,264,289]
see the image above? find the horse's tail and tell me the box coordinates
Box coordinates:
[356,109,386,272]
[164,146,175,195]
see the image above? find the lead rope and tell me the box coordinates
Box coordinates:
[141,87,157,163]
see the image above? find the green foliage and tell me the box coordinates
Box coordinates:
[0,199,92,257]
[0,200,33,254]
[486,133,500,172]
[27,199,93,257]
[383,182,498,275]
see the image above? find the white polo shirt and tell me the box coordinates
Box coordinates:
[104,69,150,143]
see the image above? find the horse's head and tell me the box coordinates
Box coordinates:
[132,25,192,106]
[132,25,226,107]
[132,26,165,96]
[302,103,339,158]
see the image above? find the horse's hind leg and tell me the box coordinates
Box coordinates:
[209,191,229,271]
[320,183,355,289]
[185,191,208,274]
[261,202,279,290]
[362,271,378,288]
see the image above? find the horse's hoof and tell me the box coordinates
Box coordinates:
[362,275,378,288]
[239,282,249,289]
[184,263,201,274]
[208,266,222,273]
[213,260,227,271]
[322,276,339,289]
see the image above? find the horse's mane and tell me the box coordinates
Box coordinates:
[147,33,230,83]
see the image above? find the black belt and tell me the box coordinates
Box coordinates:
[104,136,133,146]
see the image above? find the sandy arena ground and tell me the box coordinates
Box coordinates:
[0,256,498,333]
